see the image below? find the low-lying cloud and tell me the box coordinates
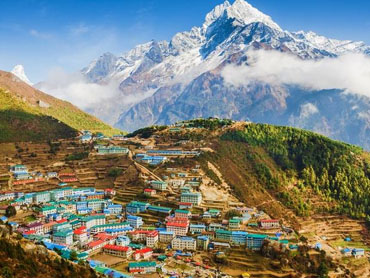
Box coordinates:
[36,67,120,109]
[222,50,370,97]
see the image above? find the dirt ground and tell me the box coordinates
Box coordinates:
[90,253,126,267]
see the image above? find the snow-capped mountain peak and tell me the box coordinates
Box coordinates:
[203,0,282,31]
[11,65,33,86]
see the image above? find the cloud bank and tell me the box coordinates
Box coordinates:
[36,68,120,109]
[222,50,370,97]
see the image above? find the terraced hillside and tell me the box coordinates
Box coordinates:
[0,70,120,142]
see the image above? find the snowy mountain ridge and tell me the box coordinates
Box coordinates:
[77,0,370,149]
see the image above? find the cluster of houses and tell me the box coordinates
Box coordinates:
[9,164,78,186]
[135,149,200,166]
[2,136,366,277]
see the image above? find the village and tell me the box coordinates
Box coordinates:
[0,126,368,278]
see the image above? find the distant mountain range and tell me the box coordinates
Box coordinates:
[52,0,370,148]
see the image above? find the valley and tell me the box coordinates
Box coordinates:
[0,119,368,277]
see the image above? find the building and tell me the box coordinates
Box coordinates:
[208,209,221,218]
[147,205,172,215]
[180,192,202,205]
[189,224,206,234]
[174,209,191,219]
[130,230,151,242]
[97,145,129,155]
[53,222,72,233]
[208,223,223,232]
[53,230,73,246]
[40,206,57,216]
[159,231,175,243]
[90,222,130,234]
[51,187,73,200]
[33,192,51,204]
[103,244,132,259]
[104,204,123,215]
[10,164,28,174]
[128,261,156,274]
[73,226,88,243]
[259,219,280,229]
[149,180,167,191]
[352,248,365,258]
[87,200,106,212]
[133,248,153,261]
[42,221,57,234]
[229,219,241,230]
[231,231,248,246]
[126,201,149,214]
[215,229,232,242]
[87,239,106,253]
[127,215,143,229]
[246,234,269,250]
[143,188,156,196]
[166,222,189,236]
[170,180,185,188]
[116,235,131,246]
[196,236,210,250]
[171,236,196,251]
[146,231,159,247]
[178,202,193,210]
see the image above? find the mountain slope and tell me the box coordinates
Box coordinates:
[79,0,370,149]
[0,70,120,142]
[0,225,98,278]
[139,119,370,222]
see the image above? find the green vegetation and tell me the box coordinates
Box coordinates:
[65,152,89,161]
[225,209,242,219]
[221,123,370,220]
[0,235,98,278]
[126,125,167,138]
[5,206,16,217]
[0,90,77,142]
[108,167,123,177]
[181,118,233,130]
[0,86,120,142]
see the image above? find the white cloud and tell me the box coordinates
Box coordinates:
[36,68,157,114]
[222,49,370,98]
[36,67,120,109]
[299,103,319,119]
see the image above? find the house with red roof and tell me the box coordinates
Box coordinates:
[259,219,280,229]
[73,226,88,243]
[86,239,106,253]
[146,230,158,247]
[166,222,189,236]
[103,244,132,259]
[133,247,153,261]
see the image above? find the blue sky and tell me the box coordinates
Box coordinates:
[1,0,369,82]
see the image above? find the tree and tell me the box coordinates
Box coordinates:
[225,209,241,219]
[69,250,78,261]
[108,168,123,178]
[5,206,16,217]
[317,261,329,278]
[1,266,13,278]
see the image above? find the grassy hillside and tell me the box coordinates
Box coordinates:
[0,70,121,142]
[0,89,77,142]
[218,123,370,220]
[160,119,370,222]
